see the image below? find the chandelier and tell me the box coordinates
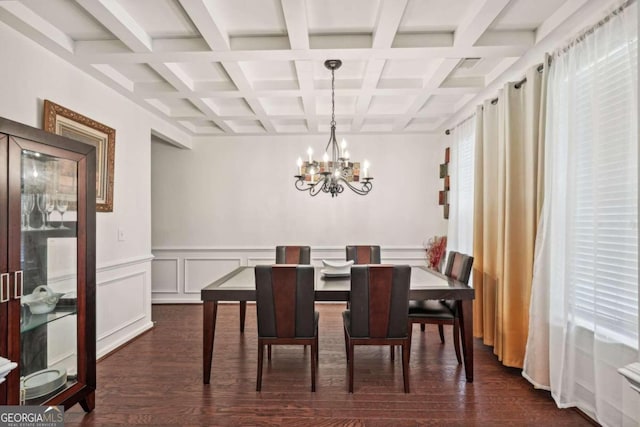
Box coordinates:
[294,59,373,197]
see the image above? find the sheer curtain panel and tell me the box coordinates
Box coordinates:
[523,2,639,425]
[446,114,476,257]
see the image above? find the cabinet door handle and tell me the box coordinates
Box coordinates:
[14,270,23,299]
[0,273,8,303]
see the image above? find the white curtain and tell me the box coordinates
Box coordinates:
[446,114,476,258]
[523,2,639,426]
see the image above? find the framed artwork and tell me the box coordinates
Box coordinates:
[43,100,115,212]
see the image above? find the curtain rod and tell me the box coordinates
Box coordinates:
[444,112,476,135]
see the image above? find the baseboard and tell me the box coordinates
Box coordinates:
[96,321,155,360]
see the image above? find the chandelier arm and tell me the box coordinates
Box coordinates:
[340,177,373,196]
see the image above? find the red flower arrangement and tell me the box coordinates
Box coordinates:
[425,235,447,271]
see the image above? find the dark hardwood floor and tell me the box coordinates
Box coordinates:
[65,304,592,426]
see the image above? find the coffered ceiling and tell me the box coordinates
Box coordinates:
[0,0,592,136]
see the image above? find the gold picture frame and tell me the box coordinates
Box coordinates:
[43,100,115,212]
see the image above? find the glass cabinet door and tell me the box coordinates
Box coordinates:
[18,149,78,405]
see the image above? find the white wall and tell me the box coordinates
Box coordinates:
[151,133,448,302]
[0,22,188,357]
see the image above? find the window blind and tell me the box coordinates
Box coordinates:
[566,36,638,347]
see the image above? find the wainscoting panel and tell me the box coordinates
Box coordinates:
[184,258,242,294]
[152,258,179,293]
[96,257,154,359]
[152,247,426,303]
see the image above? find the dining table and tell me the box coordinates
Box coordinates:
[201,265,475,384]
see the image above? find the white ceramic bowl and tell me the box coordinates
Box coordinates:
[321,259,354,269]
[21,285,64,314]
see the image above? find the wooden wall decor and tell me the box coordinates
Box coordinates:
[439,147,450,219]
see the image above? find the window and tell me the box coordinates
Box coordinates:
[564,35,638,347]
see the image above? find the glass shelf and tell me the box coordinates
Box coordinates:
[20,307,77,333]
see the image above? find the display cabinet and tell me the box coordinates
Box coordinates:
[0,117,96,411]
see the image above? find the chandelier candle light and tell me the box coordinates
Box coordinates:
[294,59,373,197]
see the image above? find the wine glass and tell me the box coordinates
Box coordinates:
[44,194,56,229]
[36,193,47,229]
[21,194,35,230]
[55,195,69,230]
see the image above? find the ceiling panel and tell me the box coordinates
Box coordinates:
[22,0,113,41]
[208,0,286,36]
[398,0,475,32]
[306,0,380,34]
[120,0,199,38]
[491,0,569,30]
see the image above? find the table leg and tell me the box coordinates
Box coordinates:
[458,299,473,382]
[239,301,246,333]
[203,301,218,384]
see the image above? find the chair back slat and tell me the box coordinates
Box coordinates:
[444,251,458,276]
[368,266,393,338]
[272,266,297,338]
[346,245,381,264]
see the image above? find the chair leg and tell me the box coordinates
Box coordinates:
[311,338,317,392]
[348,340,355,393]
[268,344,272,361]
[453,321,462,364]
[402,341,410,393]
[407,321,413,363]
[343,327,349,362]
[390,345,395,361]
[239,301,246,333]
[257,340,264,391]
[420,324,425,332]
[438,324,445,343]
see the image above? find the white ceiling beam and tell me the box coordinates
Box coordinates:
[475,30,535,47]
[536,0,590,43]
[372,0,409,48]
[76,0,152,52]
[178,0,230,50]
[223,62,276,133]
[148,63,233,133]
[75,45,528,64]
[353,0,408,131]
[393,58,460,131]
[281,0,315,132]
[150,63,194,92]
[91,64,134,91]
[281,0,309,50]
[484,56,519,86]
[351,60,386,131]
[453,0,512,47]
[190,99,234,134]
[0,1,74,53]
[295,61,317,132]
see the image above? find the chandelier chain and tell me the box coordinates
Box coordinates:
[330,67,336,127]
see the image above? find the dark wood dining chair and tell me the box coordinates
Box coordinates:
[275,245,311,264]
[342,265,411,393]
[345,245,381,264]
[255,265,318,392]
[408,252,473,364]
[238,246,311,337]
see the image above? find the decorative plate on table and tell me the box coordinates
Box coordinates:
[321,260,354,277]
